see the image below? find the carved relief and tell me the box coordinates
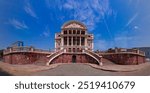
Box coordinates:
[64,23,84,29]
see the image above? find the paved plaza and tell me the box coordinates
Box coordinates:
[0,61,150,76]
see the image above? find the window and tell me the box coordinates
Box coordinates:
[64,30,67,34]
[69,48,71,52]
[69,30,72,34]
[73,30,76,34]
[77,48,80,52]
[147,52,149,55]
[77,30,80,34]
[73,48,75,52]
[73,37,76,45]
[81,37,85,45]
[77,37,80,45]
[81,31,85,34]
[64,37,67,45]
[69,37,71,45]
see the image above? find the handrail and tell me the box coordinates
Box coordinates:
[84,50,102,65]
[47,49,64,58]
[47,49,65,65]
[3,47,51,55]
[99,51,145,56]
[105,49,145,56]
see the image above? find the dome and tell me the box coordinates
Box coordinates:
[61,20,87,29]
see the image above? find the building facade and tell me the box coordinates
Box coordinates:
[0,50,3,61]
[55,20,93,52]
[2,20,146,65]
[135,47,150,61]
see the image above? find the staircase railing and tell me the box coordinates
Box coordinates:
[47,49,65,65]
[3,47,51,55]
[84,49,102,65]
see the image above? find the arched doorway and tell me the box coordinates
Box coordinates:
[72,55,76,63]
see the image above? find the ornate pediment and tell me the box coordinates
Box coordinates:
[64,23,84,29]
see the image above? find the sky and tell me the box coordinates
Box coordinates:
[0,0,150,50]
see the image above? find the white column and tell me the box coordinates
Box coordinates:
[61,37,64,50]
[85,38,87,50]
[55,41,56,51]
[75,30,78,46]
[92,40,94,51]
[80,37,81,46]
[67,36,69,46]
[72,36,73,46]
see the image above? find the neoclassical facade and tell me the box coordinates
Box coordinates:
[46,20,102,65]
[55,20,93,52]
[3,20,146,65]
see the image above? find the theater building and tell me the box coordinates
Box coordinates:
[55,20,93,52]
[47,20,102,65]
[3,20,146,65]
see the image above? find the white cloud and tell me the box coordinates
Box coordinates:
[45,0,63,10]
[134,26,139,30]
[9,19,28,29]
[113,29,135,48]
[94,39,108,50]
[62,0,113,31]
[94,33,114,50]
[24,2,38,19]
[63,0,75,10]
[43,31,50,37]
[125,13,138,27]
[41,26,50,37]
[114,36,133,48]
[45,0,114,31]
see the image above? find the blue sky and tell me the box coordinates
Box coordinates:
[0,0,150,50]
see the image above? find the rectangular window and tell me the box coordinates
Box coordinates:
[77,30,80,34]
[69,30,72,34]
[73,37,76,45]
[77,37,80,45]
[69,48,71,52]
[81,37,85,45]
[69,37,71,45]
[64,30,67,34]
[64,37,67,45]
[73,30,76,34]
[81,31,85,34]
[77,48,80,52]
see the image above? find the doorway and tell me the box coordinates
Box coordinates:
[72,55,76,63]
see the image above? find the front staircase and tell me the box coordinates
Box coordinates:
[84,50,103,65]
[46,49,64,65]
[47,49,103,66]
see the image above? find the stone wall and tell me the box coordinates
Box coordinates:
[50,54,99,65]
[4,52,49,65]
[3,52,145,65]
[102,54,145,65]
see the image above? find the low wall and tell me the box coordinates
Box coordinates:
[3,52,146,65]
[4,52,49,65]
[102,54,145,65]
